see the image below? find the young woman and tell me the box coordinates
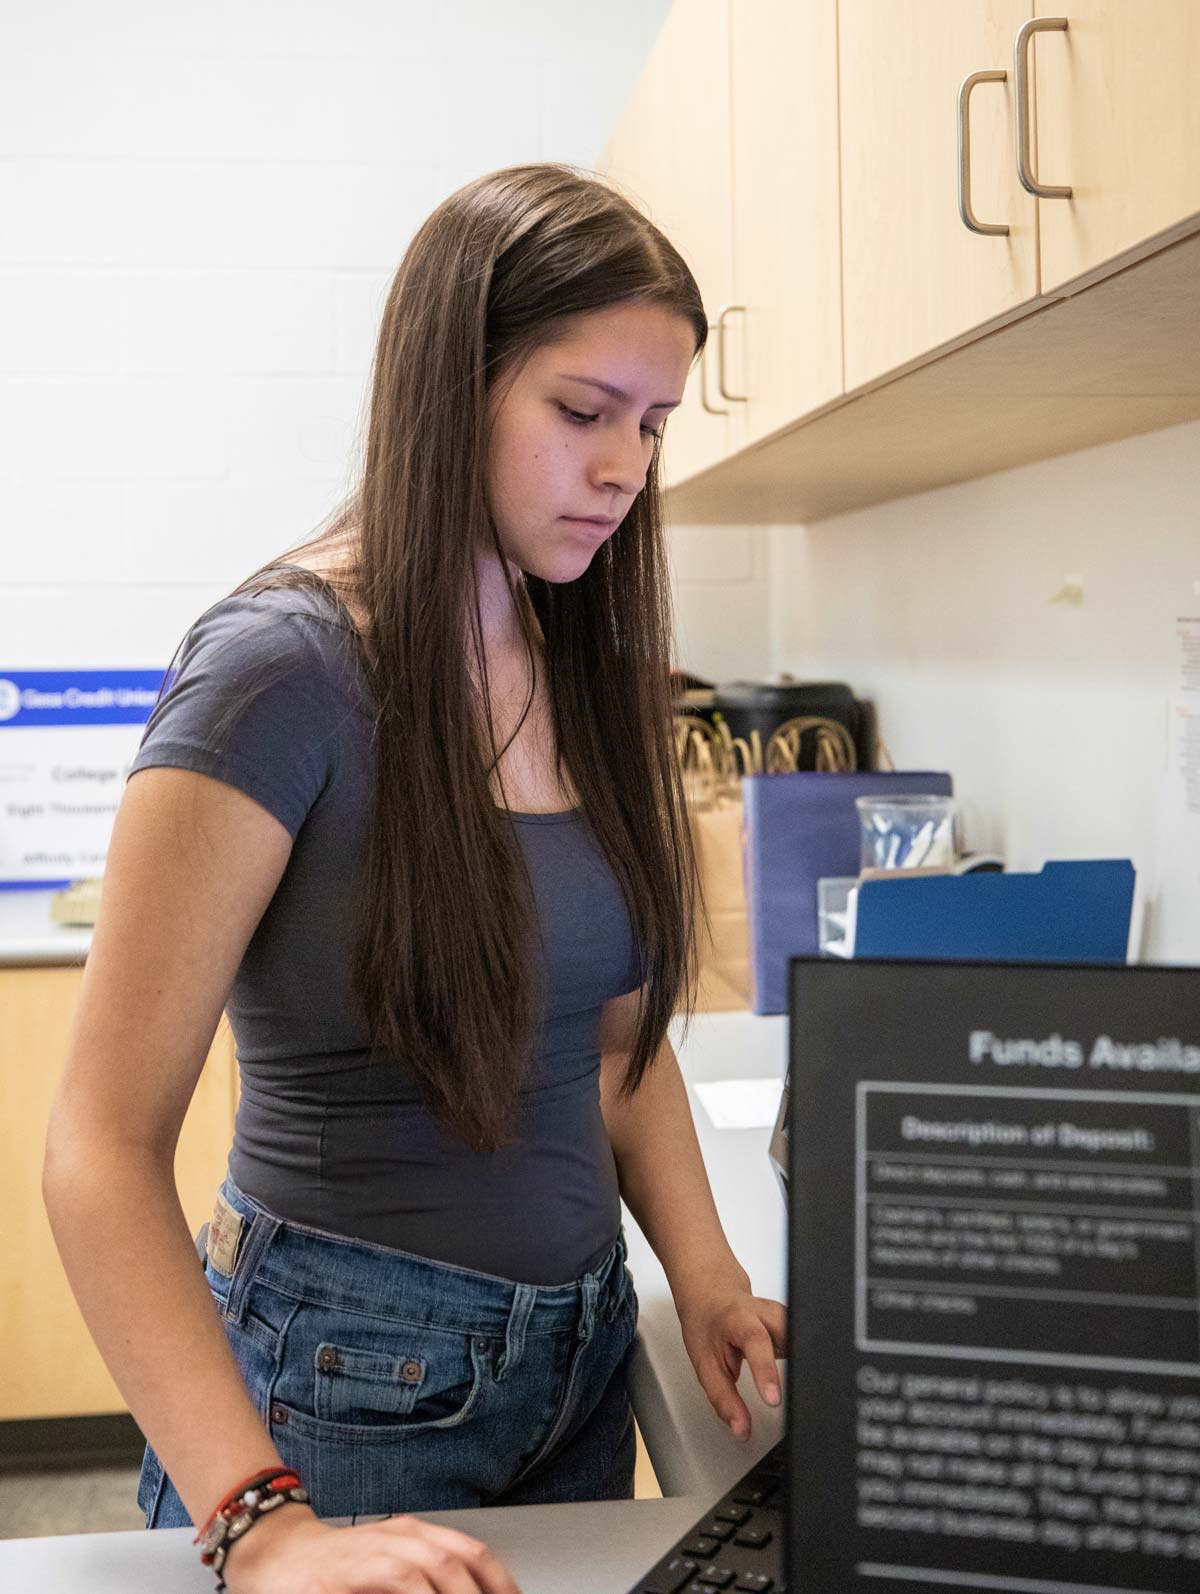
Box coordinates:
[43,163,786,1594]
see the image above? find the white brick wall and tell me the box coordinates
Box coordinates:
[0,2,675,666]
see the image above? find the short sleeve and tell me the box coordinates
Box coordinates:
[127,594,347,839]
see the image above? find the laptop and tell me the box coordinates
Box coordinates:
[629,956,1200,1594]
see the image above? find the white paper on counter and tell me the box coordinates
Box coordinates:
[694,1076,784,1130]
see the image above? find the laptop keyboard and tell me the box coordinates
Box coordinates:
[627,1438,786,1593]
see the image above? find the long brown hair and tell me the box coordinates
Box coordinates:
[224,162,707,1152]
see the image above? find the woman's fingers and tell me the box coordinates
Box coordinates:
[680,1292,789,1444]
[374,1536,492,1594]
[740,1317,783,1408]
[690,1301,789,1442]
[756,1297,788,1357]
[382,1516,523,1594]
[695,1348,753,1440]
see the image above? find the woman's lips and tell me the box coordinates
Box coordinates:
[562,516,618,533]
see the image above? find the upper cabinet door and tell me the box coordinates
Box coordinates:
[1033,2,1200,293]
[730,0,842,446]
[598,0,740,488]
[839,0,1039,393]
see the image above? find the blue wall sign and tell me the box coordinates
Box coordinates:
[0,669,165,888]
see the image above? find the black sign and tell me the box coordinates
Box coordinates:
[788,957,1200,1594]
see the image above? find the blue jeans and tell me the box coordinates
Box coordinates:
[138,1174,639,1525]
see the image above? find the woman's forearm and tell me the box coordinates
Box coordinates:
[42,1137,287,1527]
[602,1040,750,1307]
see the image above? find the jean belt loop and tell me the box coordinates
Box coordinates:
[603,1245,624,1321]
[495,1283,536,1382]
[224,1208,281,1327]
[577,1270,600,1344]
[602,1229,627,1314]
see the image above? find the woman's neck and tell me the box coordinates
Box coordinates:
[473,548,537,658]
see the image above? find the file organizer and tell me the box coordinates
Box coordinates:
[853,857,1135,963]
[741,770,954,1014]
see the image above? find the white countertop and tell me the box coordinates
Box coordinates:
[0,887,91,966]
[624,1010,789,1498]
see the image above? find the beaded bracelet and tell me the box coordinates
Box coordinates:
[194,1468,309,1589]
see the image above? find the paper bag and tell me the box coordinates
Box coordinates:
[689,793,753,1012]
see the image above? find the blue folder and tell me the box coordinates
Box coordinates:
[741,769,954,1014]
[854,858,1135,963]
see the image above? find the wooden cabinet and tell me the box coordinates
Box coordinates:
[601,0,1200,518]
[600,0,842,474]
[839,0,1039,392]
[1034,0,1200,291]
[838,0,1200,378]
[599,0,743,486]
[730,0,842,444]
[1,966,238,1420]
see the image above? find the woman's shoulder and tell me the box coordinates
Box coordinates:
[132,580,366,842]
[208,567,354,634]
[180,573,366,692]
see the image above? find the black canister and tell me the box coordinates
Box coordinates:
[709,678,867,770]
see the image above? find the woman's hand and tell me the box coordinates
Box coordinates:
[222,1501,524,1593]
[675,1281,787,1443]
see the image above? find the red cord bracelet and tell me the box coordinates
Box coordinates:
[193,1467,303,1545]
[194,1468,310,1587]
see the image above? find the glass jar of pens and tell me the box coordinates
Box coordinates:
[855,793,960,876]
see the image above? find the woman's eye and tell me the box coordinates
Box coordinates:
[558,404,664,442]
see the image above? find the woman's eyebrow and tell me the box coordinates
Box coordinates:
[556,373,681,410]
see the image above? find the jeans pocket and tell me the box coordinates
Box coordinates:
[267,1335,492,1521]
[287,1313,489,1437]
[315,1339,446,1426]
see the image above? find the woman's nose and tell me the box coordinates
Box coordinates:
[596,427,649,497]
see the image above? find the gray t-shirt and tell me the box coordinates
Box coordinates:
[128,583,643,1285]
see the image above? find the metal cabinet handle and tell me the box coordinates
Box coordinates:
[715,303,747,403]
[957,70,1010,235]
[1015,16,1073,199]
[699,325,727,414]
